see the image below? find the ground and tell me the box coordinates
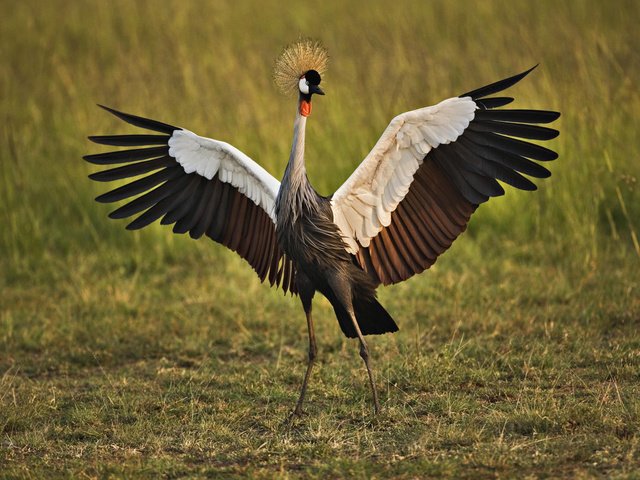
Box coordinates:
[1,0,639,478]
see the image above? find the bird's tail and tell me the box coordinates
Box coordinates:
[333,297,399,338]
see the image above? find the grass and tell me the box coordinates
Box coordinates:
[1,0,639,477]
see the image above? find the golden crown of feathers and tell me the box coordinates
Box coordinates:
[274,39,329,96]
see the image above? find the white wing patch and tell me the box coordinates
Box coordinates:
[168,130,281,222]
[331,96,477,253]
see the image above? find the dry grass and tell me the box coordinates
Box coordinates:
[1,0,639,478]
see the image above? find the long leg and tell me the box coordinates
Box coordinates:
[327,274,381,414]
[290,274,316,417]
[292,301,317,415]
[347,308,380,414]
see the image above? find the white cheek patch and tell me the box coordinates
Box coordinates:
[298,77,310,94]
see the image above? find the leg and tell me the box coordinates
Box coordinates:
[347,308,381,414]
[292,302,317,415]
[327,273,381,414]
[290,275,316,417]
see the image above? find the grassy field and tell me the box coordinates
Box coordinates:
[1,0,639,478]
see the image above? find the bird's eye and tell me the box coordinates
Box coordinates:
[298,77,310,95]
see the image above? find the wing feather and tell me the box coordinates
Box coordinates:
[88,156,175,181]
[86,106,295,293]
[125,175,194,230]
[331,67,559,285]
[95,166,183,203]
[161,176,201,225]
[88,134,171,147]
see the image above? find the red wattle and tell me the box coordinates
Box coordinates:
[300,100,312,117]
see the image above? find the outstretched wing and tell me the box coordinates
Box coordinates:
[331,66,560,285]
[85,106,296,293]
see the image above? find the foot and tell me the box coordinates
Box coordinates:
[283,405,305,426]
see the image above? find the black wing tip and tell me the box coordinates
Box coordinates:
[87,134,116,145]
[97,103,136,121]
[530,162,553,178]
[512,64,539,82]
[93,104,179,134]
[86,135,116,147]
[515,63,539,78]
[461,64,541,100]
[125,222,143,231]
[475,97,515,109]
[108,209,131,220]
[548,111,561,121]
[87,170,115,182]
[83,152,105,164]
[546,129,560,140]
[97,104,120,116]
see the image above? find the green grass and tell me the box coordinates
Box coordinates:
[1,0,639,478]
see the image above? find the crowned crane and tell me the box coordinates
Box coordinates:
[84,40,560,415]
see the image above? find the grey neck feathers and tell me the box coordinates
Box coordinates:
[276,111,319,224]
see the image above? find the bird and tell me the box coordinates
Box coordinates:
[84,39,560,416]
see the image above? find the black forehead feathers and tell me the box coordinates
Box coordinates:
[305,70,322,85]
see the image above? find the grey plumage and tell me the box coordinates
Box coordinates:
[275,111,397,341]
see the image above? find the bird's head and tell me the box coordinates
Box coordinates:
[298,70,325,117]
[274,39,328,117]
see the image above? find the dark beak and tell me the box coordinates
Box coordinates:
[310,85,325,95]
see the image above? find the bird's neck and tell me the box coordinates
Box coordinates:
[277,109,317,223]
[286,111,307,183]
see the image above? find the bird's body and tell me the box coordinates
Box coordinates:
[275,112,397,340]
[85,40,559,415]
[275,114,343,269]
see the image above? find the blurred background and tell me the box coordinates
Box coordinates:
[1,0,639,477]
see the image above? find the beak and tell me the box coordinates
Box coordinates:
[310,84,325,96]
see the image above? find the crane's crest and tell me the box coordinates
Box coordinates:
[274,39,328,96]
